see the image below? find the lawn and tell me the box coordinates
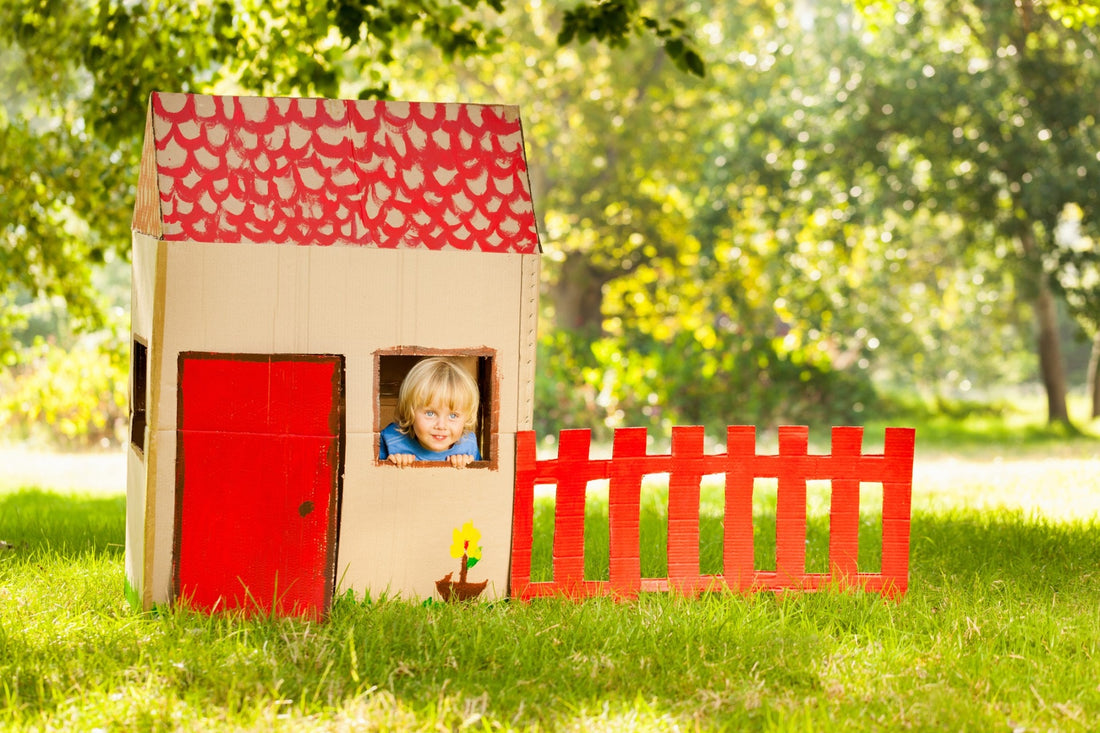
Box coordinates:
[1,421,1099,731]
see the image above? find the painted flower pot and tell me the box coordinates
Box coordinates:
[435,572,488,602]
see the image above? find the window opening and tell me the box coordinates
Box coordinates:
[130,338,148,451]
[376,351,496,466]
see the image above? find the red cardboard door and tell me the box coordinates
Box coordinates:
[175,353,343,619]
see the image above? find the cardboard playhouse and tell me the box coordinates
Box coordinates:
[126,92,541,618]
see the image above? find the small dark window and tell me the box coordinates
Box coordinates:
[130,339,148,451]
[376,350,496,466]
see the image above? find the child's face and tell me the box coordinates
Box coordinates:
[411,404,468,452]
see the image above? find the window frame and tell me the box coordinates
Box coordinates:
[373,347,498,470]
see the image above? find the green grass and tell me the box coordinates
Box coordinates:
[2,440,1100,731]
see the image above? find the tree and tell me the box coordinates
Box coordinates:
[0,0,702,360]
[384,1,894,434]
[794,0,1100,427]
[383,0,1077,434]
[687,1,1035,408]
[1052,204,1100,417]
[854,0,1100,427]
[7,0,1096,439]
[365,1,720,431]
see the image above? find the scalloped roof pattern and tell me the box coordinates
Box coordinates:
[144,92,540,253]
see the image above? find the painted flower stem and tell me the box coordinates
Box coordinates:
[459,539,470,583]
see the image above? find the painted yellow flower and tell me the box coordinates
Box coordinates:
[449,520,482,562]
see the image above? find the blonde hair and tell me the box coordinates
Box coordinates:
[394,357,479,434]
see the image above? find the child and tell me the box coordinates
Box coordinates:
[379,357,482,468]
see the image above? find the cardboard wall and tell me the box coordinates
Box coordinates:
[139,241,538,604]
[153,245,529,435]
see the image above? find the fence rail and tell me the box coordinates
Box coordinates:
[510,425,916,600]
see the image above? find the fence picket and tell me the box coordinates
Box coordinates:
[881,427,917,595]
[724,426,757,592]
[775,426,810,586]
[510,430,537,599]
[609,428,647,598]
[552,430,592,593]
[668,426,704,594]
[828,426,864,585]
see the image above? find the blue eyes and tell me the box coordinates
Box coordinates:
[423,410,460,420]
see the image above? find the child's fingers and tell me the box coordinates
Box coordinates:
[449,454,474,468]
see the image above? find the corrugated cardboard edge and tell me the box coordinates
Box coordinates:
[132,96,163,238]
[132,95,166,610]
[514,109,543,255]
[518,254,539,430]
[142,239,169,610]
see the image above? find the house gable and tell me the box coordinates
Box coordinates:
[133,92,541,253]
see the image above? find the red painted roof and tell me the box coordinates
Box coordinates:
[139,92,540,253]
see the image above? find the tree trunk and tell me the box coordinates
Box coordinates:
[1089,330,1100,420]
[1035,273,1073,426]
[552,252,607,334]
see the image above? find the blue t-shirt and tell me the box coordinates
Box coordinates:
[379,422,481,462]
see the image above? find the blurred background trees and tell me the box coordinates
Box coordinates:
[2,0,1098,447]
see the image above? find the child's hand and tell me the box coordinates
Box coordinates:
[387,454,417,467]
[448,454,475,469]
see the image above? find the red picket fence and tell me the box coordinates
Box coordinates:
[510,425,916,600]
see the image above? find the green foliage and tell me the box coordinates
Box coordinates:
[534,326,878,439]
[399,0,1095,434]
[641,330,878,431]
[0,336,128,450]
[0,0,706,374]
[1049,0,1100,29]
[557,0,704,76]
[5,0,1100,441]
[329,0,507,70]
[0,121,119,358]
[855,0,1100,31]
[848,5,1100,320]
[1051,203,1100,337]
[533,329,604,439]
[695,0,1100,421]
